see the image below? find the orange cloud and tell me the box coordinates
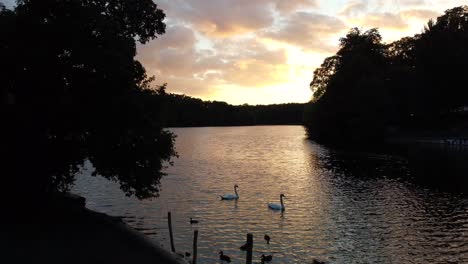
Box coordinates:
[361,12,408,29]
[159,0,274,37]
[275,0,317,14]
[263,12,346,52]
[159,0,317,37]
[138,26,291,95]
[400,9,441,20]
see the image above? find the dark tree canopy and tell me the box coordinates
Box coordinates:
[304,6,468,145]
[1,0,176,200]
[161,92,305,127]
[305,27,389,143]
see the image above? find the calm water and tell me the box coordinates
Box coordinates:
[73,126,468,263]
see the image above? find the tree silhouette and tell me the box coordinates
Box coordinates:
[161,93,305,127]
[305,28,389,144]
[1,0,176,200]
[304,6,468,145]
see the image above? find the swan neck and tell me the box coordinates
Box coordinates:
[234,187,238,196]
[280,196,284,207]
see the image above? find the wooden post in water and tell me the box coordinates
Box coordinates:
[168,212,175,252]
[246,233,253,264]
[192,230,198,264]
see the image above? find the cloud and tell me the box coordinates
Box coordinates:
[400,9,441,20]
[263,12,346,52]
[274,0,317,14]
[0,0,15,9]
[216,40,289,86]
[339,1,408,30]
[158,0,317,37]
[388,0,425,6]
[138,26,291,95]
[340,0,368,17]
[361,13,408,30]
[340,0,433,29]
[159,0,274,37]
[137,25,198,77]
[374,0,426,10]
[197,39,290,87]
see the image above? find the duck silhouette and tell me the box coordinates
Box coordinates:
[219,251,231,262]
[261,254,273,263]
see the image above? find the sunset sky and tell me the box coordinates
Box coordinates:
[3,0,466,105]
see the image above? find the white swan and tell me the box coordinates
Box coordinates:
[268,194,286,211]
[220,184,239,200]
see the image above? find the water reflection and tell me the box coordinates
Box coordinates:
[405,144,468,194]
[311,141,468,263]
[74,126,468,264]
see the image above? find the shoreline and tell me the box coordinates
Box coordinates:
[2,193,187,264]
[82,206,187,264]
[387,136,468,146]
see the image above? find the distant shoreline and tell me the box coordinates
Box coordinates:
[387,136,468,146]
[166,123,303,128]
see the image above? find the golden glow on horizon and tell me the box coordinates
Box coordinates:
[197,42,321,105]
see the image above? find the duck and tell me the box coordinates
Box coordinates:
[189,218,199,224]
[219,251,231,262]
[219,184,239,200]
[264,234,271,244]
[268,194,286,211]
[239,242,248,251]
[261,254,273,263]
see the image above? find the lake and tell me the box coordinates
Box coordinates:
[73,126,468,263]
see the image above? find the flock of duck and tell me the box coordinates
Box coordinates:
[189,184,287,263]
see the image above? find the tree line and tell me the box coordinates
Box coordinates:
[304,6,468,145]
[161,91,305,127]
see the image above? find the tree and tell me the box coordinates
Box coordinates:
[304,6,468,145]
[414,6,468,116]
[305,28,390,144]
[310,56,339,101]
[1,0,176,200]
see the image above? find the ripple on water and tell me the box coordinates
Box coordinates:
[74,126,468,264]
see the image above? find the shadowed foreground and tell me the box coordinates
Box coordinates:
[1,195,184,264]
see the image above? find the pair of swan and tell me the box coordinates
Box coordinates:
[220,185,287,211]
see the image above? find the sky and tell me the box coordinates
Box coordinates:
[2,0,467,105]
